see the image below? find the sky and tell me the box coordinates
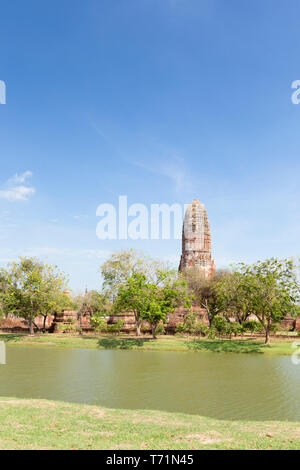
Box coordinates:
[0,0,299,291]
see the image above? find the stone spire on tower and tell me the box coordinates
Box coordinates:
[179,199,215,279]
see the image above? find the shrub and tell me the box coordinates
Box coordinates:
[57,323,76,333]
[90,315,107,333]
[242,320,264,335]
[155,322,165,335]
[270,322,280,335]
[194,322,209,337]
[107,320,124,335]
[175,322,186,335]
[227,322,243,338]
[207,327,218,340]
[141,323,149,334]
[213,315,228,337]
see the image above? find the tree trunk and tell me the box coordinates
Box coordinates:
[29,319,34,336]
[78,313,83,335]
[42,315,47,333]
[136,317,142,336]
[151,324,157,339]
[203,301,212,327]
[265,325,270,344]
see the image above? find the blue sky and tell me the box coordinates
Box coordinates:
[0,0,299,291]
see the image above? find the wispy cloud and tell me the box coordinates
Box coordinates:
[0,171,35,202]
[8,171,33,184]
[132,156,195,194]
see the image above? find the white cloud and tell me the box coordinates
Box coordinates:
[0,186,35,202]
[0,171,35,202]
[8,171,33,184]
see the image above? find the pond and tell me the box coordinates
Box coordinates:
[0,346,299,421]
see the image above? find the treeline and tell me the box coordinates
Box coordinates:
[0,251,299,344]
[98,251,300,344]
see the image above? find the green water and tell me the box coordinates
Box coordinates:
[0,346,299,421]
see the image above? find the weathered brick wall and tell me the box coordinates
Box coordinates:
[1,311,299,333]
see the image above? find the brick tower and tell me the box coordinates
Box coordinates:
[179,199,215,278]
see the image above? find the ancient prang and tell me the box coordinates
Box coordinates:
[179,199,216,279]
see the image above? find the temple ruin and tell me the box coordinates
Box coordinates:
[179,199,216,278]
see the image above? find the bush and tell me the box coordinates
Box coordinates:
[297,329,300,337]
[213,315,228,337]
[207,327,218,340]
[227,322,243,338]
[155,322,165,335]
[175,322,186,335]
[194,322,209,337]
[141,323,149,334]
[242,320,264,335]
[57,323,76,333]
[107,320,124,335]
[270,322,280,334]
[90,315,107,333]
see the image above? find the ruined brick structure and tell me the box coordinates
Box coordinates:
[179,199,216,278]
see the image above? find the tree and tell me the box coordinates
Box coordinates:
[0,268,15,319]
[75,290,111,334]
[142,272,192,339]
[214,271,254,324]
[114,270,192,338]
[182,268,229,326]
[38,266,71,333]
[222,258,299,344]
[101,249,168,300]
[4,257,70,335]
[212,315,228,338]
[90,316,107,333]
[113,273,149,336]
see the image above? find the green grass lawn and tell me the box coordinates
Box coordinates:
[0,332,297,356]
[0,397,298,450]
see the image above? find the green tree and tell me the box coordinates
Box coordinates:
[114,270,192,338]
[214,271,254,324]
[224,258,299,344]
[0,268,15,319]
[101,249,168,300]
[75,290,111,334]
[5,257,70,335]
[182,268,229,326]
[212,314,228,338]
[38,266,71,333]
[90,316,107,333]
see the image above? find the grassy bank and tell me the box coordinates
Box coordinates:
[0,332,297,355]
[0,397,299,450]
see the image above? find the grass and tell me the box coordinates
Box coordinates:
[0,397,299,450]
[0,332,297,356]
